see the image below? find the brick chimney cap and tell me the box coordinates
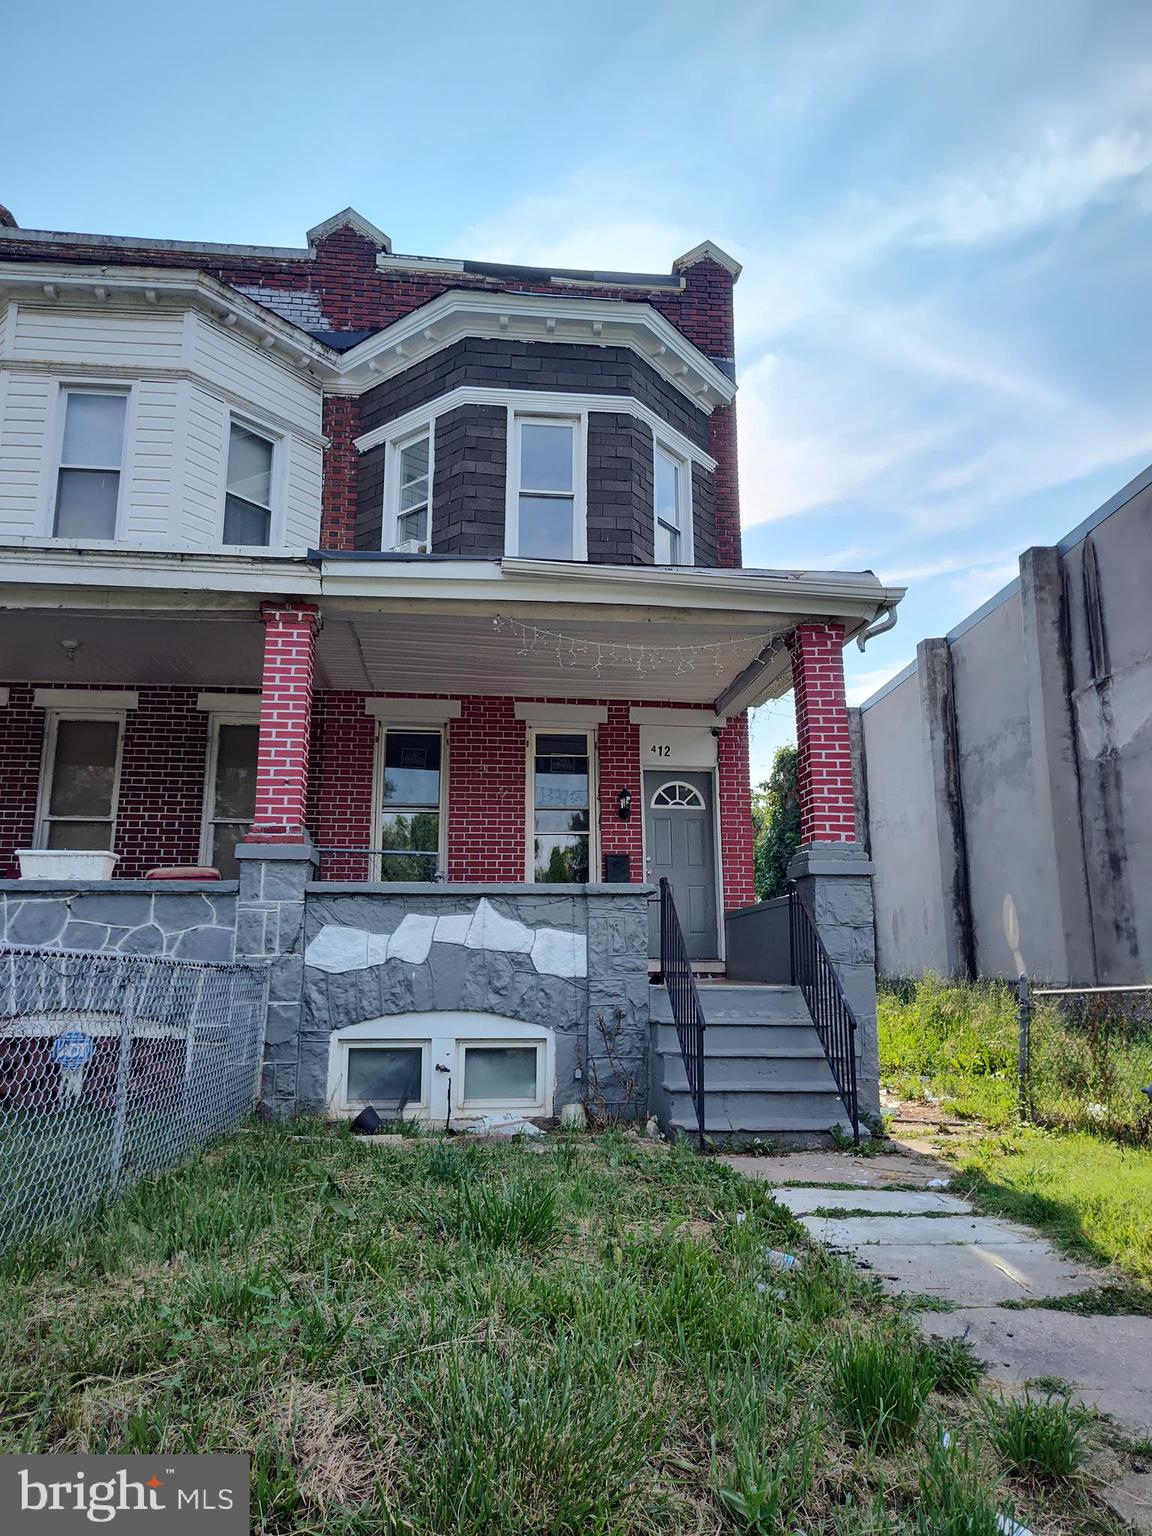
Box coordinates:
[307,207,391,253]
[673,240,741,280]
[0,203,17,229]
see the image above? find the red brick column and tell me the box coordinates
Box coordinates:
[788,622,856,847]
[246,603,320,844]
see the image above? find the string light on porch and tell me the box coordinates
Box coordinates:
[492,615,791,679]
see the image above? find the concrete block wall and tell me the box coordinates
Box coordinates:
[857,466,1152,986]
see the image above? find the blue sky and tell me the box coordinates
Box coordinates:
[4,0,1151,780]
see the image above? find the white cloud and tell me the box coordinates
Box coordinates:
[845,661,914,707]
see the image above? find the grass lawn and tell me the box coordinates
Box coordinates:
[879,978,1152,1289]
[0,1120,1136,1534]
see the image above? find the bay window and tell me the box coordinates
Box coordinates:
[223,421,275,545]
[389,431,432,548]
[510,415,581,559]
[53,389,127,539]
[654,444,689,564]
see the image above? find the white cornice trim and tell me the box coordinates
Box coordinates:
[34,687,139,710]
[673,240,742,280]
[307,208,392,252]
[353,386,718,471]
[514,702,608,725]
[629,706,727,725]
[364,696,461,721]
[331,289,736,411]
[0,262,339,376]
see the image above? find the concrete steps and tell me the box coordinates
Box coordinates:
[649,983,854,1146]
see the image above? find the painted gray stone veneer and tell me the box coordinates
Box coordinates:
[0,883,238,960]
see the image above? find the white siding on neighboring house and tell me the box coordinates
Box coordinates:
[0,300,325,549]
[11,305,185,366]
[0,372,51,536]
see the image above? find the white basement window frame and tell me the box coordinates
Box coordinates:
[526,725,598,884]
[333,1037,430,1117]
[51,385,130,540]
[383,426,434,550]
[506,412,587,561]
[654,441,693,564]
[222,416,280,547]
[199,712,260,877]
[34,708,127,852]
[372,722,448,882]
[457,1039,548,1111]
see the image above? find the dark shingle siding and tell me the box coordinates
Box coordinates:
[587,413,654,565]
[431,405,507,555]
[355,443,386,550]
[691,463,718,567]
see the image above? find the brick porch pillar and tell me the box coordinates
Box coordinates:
[786,620,880,1123]
[246,602,320,845]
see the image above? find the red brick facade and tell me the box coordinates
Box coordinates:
[248,604,320,842]
[788,622,857,846]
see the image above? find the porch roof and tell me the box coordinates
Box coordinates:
[0,550,903,712]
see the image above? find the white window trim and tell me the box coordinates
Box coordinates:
[45,382,135,541]
[219,413,284,550]
[371,721,449,883]
[34,708,127,852]
[505,411,586,561]
[525,724,599,885]
[654,440,694,565]
[382,425,434,551]
[457,1039,547,1111]
[331,1037,430,1117]
[198,712,259,868]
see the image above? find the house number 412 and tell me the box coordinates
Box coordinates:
[649,743,671,757]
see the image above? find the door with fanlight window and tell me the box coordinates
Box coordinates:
[643,771,718,959]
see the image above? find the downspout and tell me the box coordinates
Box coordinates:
[856,603,898,650]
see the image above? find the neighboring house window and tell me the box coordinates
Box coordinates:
[223,422,275,545]
[530,730,592,882]
[201,719,259,877]
[53,390,127,538]
[36,713,124,849]
[388,430,432,548]
[377,727,444,880]
[654,445,689,563]
[510,416,580,559]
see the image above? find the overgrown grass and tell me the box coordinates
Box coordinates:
[880,976,1152,1286]
[0,1121,1130,1533]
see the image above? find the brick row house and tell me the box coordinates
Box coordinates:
[0,204,901,1137]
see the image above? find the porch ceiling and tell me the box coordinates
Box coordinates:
[0,610,264,687]
[315,609,791,705]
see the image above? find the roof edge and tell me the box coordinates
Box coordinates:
[673,240,742,280]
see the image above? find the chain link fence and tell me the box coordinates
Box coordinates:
[0,946,268,1251]
[1017,979,1152,1144]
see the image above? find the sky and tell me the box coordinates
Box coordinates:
[4,0,1151,782]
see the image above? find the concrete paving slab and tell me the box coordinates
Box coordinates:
[774,1187,972,1216]
[918,1309,1152,1437]
[801,1214,1037,1247]
[723,1149,952,1188]
[1103,1473,1152,1533]
[860,1242,1105,1305]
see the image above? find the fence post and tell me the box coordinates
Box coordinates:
[1016,973,1031,1124]
[108,976,138,1190]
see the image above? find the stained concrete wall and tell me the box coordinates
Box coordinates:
[857,465,1152,985]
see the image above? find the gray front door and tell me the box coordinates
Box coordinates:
[644,770,719,960]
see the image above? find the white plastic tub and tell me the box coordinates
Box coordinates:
[16,850,120,880]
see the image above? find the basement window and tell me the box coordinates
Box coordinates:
[459,1043,544,1108]
[343,1042,426,1113]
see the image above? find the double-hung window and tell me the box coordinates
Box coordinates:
[202,718,259,877]
[390,431,431,548]
[530,731,592,883]
[513,416,579,559]
[53,389,127,538]
[37,713,124,850]
[654,445,689,564]
[377,727,443,881]
[223,422,275,546]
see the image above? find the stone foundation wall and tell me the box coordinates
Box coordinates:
[0,883,238,960]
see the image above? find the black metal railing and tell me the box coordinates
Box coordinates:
[788,885,860,1145]
[659,877,707,1148]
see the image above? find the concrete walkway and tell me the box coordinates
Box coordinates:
[724,1143,1152,1522]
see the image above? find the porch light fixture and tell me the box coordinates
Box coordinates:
[616,788,632,821]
